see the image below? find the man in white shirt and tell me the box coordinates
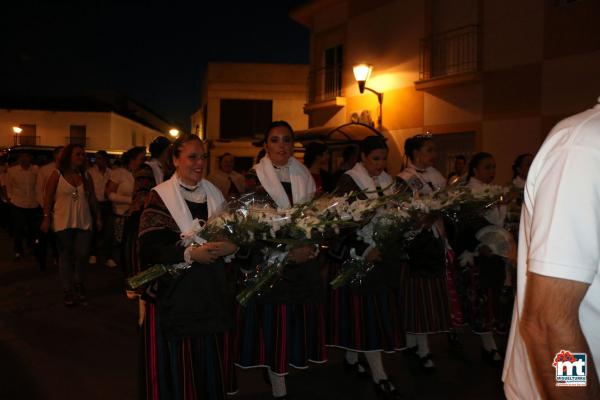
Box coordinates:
[88,150,112,265]
[207,153,245,198]
[6,152,39,260]
[33,146,62,270]
[503,100,600,398]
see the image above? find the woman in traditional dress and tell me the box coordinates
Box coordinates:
[236,121,326,399]
[455,152,515,362]
[396,134,454,370]
[328,136,404,398]
[138,135,237,399]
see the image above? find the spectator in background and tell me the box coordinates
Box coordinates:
[447,155,467,186]
[105,146,145,270]
[6,153,39,260]
[208,153,245,198]
[145,136,171,185]
[0,161,10,233]
[34,146,63,270]
[41,144,100,306]
[303,142,333,194]
[88,150,112,265]
[510,153,533,189]
[332,144,359,184]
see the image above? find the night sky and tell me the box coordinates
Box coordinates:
[1,1,310,129]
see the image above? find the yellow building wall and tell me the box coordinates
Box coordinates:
[109,112,165,153]
[0,109,111,149]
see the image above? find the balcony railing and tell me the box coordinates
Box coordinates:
[13,135,40,146]
[419,25,480,81]
[66,136,88,146]
[307,65,343,104]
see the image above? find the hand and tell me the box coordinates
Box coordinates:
[288,245,317,264]
[364,247,381,263]
[40,216,50,234]
[189,245,220,264]
[205,241,237,258]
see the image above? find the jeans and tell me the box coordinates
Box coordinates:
[55,229,92,292]
[10,204,40,254]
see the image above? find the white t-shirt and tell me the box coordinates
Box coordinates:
[503,102,600,399]
[108,167,133,216]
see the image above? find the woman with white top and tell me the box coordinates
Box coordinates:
[396,134,454,370]
[41,144,100,306]
[105,146,145,269]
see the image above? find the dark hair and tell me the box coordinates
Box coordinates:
[467,152,494,182]
[95,150,108,158]
[404,133,433,162]
[172,134,203,159]
[512,153,532,179]
[360,136,387,158]
[122,146,146,167]
[263,120,294,144]
[218,152,234,167]
[303,142,327,168]
[455,155,467,162]
[342,145,359,163]
[58,144,86,175]
[255,148,266,164]
[149,136,171,159]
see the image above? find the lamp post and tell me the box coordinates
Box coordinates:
[353,64,384,130]
[12,126,23,146]
[168,128,180,138]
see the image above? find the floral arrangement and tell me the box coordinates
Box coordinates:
[127,184,510,305]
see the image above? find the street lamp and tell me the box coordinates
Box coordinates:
[168,128,179,138]
[353,63,384,129]
[12,126,22,145]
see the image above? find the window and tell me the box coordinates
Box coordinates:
[324,45,343,98]
[219,99,272,139]
[69,125,86,145]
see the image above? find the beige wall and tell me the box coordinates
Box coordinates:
[0,109,164,153]
[300,0,600,183]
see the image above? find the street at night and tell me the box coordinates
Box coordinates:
[0,228,507,399]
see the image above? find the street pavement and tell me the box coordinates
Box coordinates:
[0,229,506,399]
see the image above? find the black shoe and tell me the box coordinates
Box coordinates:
[74,284,88,306]
[373,379,402,399]
[64,291,76,307]
[343,358,369,378]
[481,347,503,364]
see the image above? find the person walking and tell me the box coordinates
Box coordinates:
[6,152,39,260]
[41,144,100,306]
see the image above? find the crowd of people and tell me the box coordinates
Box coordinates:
[0,123,533,399]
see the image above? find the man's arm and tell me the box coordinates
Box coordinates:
[520,272,600,399]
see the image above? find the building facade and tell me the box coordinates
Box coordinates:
[0,95,175,154]
[292,0,600,182]
[191,62,309,174]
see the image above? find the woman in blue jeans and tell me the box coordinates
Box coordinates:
[41,144,101,306]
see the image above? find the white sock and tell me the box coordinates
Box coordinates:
[345,350,359,365]
[415,334,430,358]
[405,333,417,348]
[364,352,388,383]
[268,370,287,398]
